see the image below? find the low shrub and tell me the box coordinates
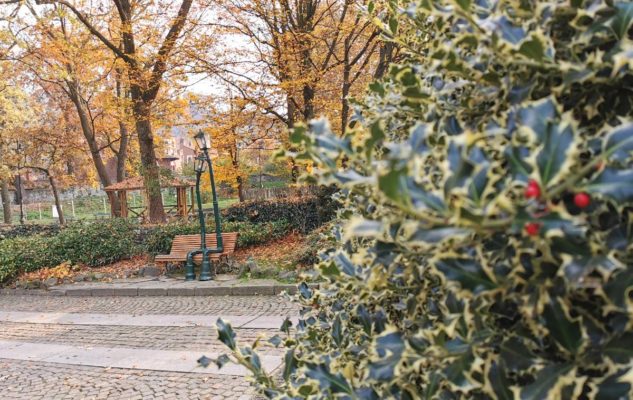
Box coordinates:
[0,219,139,284]
[222,191,336,234]
[144,219,292,256]
[0,224,61,241]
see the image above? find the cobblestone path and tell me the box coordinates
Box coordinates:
[0,295,298,399]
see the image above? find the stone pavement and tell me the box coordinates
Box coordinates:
[0,295,300,399]
[1,275,316,297]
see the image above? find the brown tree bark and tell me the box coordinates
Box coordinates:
[1,180,11,224]
[14,174,25,224]
[133,100,165,222]
[66,80,122,217]
[237,175,245,202]
[47,172,65,225]
[373,42,396,79]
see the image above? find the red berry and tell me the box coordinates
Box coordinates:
[574,192,591,209]
[525,181,541,199]
[525,222,540,236]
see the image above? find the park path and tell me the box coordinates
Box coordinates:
[0,295,299,399]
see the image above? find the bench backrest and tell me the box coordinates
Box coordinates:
[170,233,239,255]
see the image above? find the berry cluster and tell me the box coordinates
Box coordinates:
[523,180,591,237]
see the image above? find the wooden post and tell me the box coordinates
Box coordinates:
[176,187,185,218]
[118,191,128,218]
[190,187,195,215]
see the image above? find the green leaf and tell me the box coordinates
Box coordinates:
[435,258,497,293]
[331,315,343,347]
[586,168,633,202]
[604,122,633,163]
[368,331,405,381]
[378,167,410,206]
[500,337,536,372]
[214,354,231,369]
[216,319,237,350]
[488,360,513,400]
[610,2,633,40]
[603,268,633,309]
[516,97,557,142]
[410,227,471,245]
[595,368,632,400]
[542,298,583,353]
[520,363,574,400]
[536,122,575,185]
[443,350,474,389]
[283,349,297,382]
[389,17,398,34]
[454,0,470,11]
[305,364,353,394]
[518,34,546,62]
[604,332,633,363]
[496,16,526,45]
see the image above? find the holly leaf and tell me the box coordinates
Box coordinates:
[520,363,574,400]
[216,318,236,350]
[535,122,576,185]
[610,2,633,40]
[603,332,633,363]
[435,258,497,293]
[603,122,633,163]
[542,298,583,354]
[586,168,633,202]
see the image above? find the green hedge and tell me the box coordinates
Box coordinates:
[221,190,336,234]
[0,224,61,241]
[0,219,139,284]
[144,220,291,256]
[0,196,332,284]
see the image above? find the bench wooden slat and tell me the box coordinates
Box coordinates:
[155,233,238,266]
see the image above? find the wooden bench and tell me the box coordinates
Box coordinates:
[155,233,239,267]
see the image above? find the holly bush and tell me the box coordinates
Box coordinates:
[214,1,633,398]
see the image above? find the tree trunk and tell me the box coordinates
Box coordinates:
[302,82,315,121]
[117,121,129,182]
[237,176,245,202]
[15,174,24,224]
[341,58,352,135]
[373,42,395,79]
[47,173,65,225]
[67,80,122,216]
[133,100,166,223]
[287,96,300,182]
[1,180,11,224]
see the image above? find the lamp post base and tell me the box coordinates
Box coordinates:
[199,259,213,281]
[185,261,196,281]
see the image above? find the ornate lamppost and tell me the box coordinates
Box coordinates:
[185,131,224,281]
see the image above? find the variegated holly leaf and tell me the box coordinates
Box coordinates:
[435,258,497,293]
[520,363,574,400]
[586,168,633,202]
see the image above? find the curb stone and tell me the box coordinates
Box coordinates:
[0,283,320,297]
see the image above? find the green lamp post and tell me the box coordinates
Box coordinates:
[185,131,224,281]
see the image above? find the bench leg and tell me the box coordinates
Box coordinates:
[185,252,197,281]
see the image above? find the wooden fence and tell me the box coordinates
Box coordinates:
[241,186,318,201]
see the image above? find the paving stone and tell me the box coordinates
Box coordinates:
[0,360,256,399]
[0,295,298,316]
